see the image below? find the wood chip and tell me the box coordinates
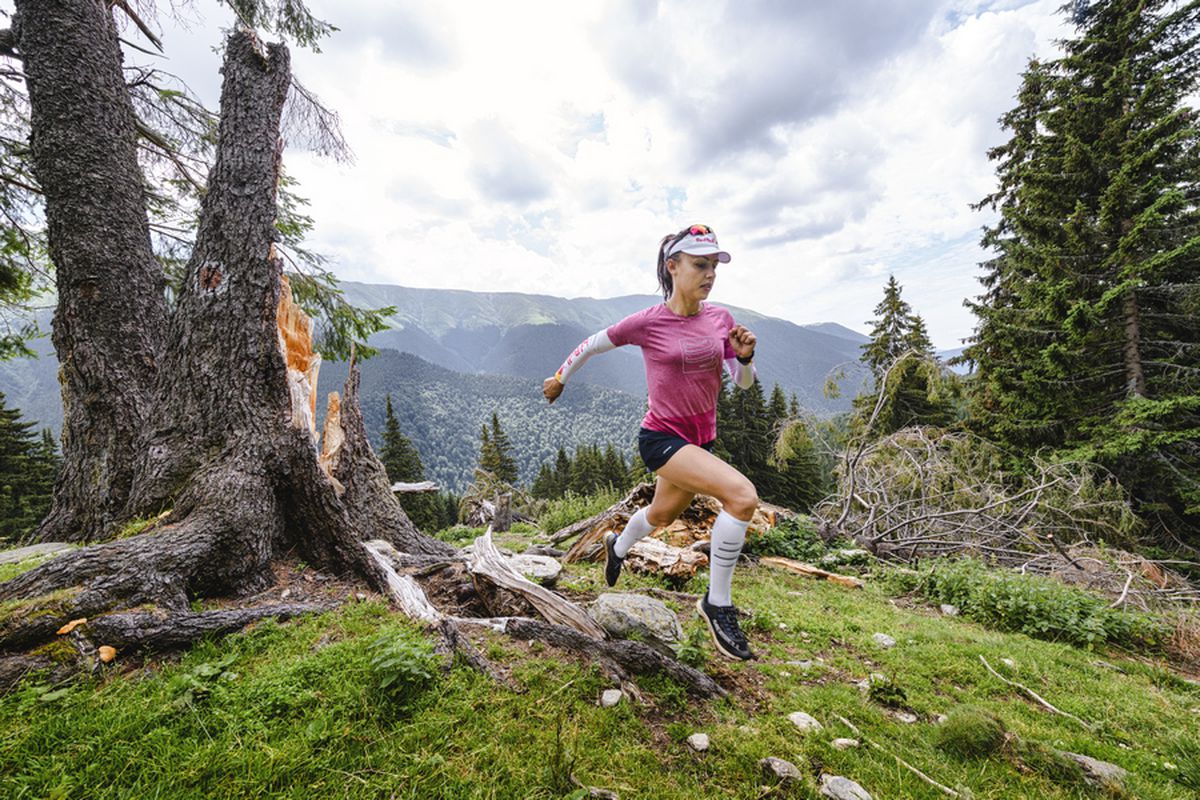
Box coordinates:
[56,618,87,635]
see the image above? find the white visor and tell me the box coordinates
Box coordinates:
[665,230,731,263]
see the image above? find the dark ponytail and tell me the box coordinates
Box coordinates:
[656,233,675,301]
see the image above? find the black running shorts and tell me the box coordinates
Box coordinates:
[638,427,715,471]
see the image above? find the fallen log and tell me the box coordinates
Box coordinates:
[759,556,864,589]
[469,530,606,638]
[391,481,440,494]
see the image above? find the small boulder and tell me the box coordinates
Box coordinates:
[760,757,802,783]
[507,554,562,586]
[686,733,710,752]
[939,604,960,616]
[1060,751,1128,789]
[831,738,859,750]
[523,544,566,558]
[588,593,683,655]
[788,711,823,733]
[872,633,896,648]
[819,774,873,800]
[600,689,623,708]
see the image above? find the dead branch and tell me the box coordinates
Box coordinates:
[978,655,1093,731]
[835,715,964,798]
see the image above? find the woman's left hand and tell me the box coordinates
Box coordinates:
[729,325,757,359]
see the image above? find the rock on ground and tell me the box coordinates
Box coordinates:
[1060,751,1128,789]
[872,633,896,648]
[686,733,709,752]
[587,593,683,655]
[788,711,823,733]
[760,757,802,783]
[600,689,623,708]
[819,774,873,800]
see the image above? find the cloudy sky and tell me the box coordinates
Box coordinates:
[133,0,1070,348]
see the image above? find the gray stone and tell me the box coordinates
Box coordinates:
[600,689,623,708]
[872,633,896,648]
[831,738,860,750]
[819,548,870,567]
[1060,752,1128,788]
[819,774,873,800]
[686,733,710,752]
[939,604,960,616]
[891,710,918,724]
[0,542,72,564]
[788,711,823,733]
[523,544,566,558]
[786,660,816,671]
[760,757,802,783]
[1001,658,1017,669]
[588,593,683,655]
[507,554,562,586]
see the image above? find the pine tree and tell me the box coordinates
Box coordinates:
[553,447,572,496]
[854,276,953,436]
[480,412,518,485]
[378,395,442,532]
[379,395,423,483]
[531,462,557,499]
[0,392,57,543]
[966,0,1200,539]
[770,418,830,513]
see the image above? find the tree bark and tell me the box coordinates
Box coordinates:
[15,0,167,543]
[1122,288,1147,399]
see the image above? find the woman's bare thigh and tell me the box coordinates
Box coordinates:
[653,444,758,520]
[646,474,694,526]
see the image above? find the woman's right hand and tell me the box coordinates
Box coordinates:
[543,376,564,404]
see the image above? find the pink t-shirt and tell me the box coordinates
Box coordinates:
[607,303,737,445]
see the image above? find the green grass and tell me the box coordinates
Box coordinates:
[1,536,1199,799]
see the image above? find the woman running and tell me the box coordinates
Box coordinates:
[543,224,760,660]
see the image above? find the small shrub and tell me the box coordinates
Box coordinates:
[367,632,438,704]
[935,707,1007,759]
[907,557,1167,652]
[745,516,833,561]
[675,625,709,668]
[866,674,907,708]
[743,608,780,634]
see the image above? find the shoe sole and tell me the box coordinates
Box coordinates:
[603,532,620,587]
[695,597,752,661]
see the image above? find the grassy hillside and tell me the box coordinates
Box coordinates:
[3,528,1196,799]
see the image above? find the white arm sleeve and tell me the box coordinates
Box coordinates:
[555,330,616,385]
[725,357,757,390]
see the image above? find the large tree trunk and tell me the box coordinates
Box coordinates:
[0,25,447,654]
[1122,288,1147,399]
[15,0,167,543]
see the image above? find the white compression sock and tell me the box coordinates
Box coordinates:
[706,510,750,606]
[613,507,655,558]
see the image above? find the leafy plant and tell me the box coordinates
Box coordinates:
[745,516,836,562]
[675,625,709,668]
[866,674,907,708]
[170,652,238,707]
[906,557,1167,652]
[367,632,438,703]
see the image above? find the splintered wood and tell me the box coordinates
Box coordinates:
[276,272,322,439]
[317,392,346,495]
[560,483,795,580]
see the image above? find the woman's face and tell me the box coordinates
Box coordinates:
[668,252,718,300]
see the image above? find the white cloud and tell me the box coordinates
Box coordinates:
[58,0,1078,349]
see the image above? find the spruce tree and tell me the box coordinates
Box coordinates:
[967,0,1200,539]
[0,392,56,542]
[481,412,518,485]
[378,395,441,532]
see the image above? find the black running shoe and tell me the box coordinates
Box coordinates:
[696,592,753,661]
[603,531,624,587]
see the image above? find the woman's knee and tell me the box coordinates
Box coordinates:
[722,480,759,520]
[645,504,678,527]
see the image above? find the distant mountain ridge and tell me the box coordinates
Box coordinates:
[339,281,871,411]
